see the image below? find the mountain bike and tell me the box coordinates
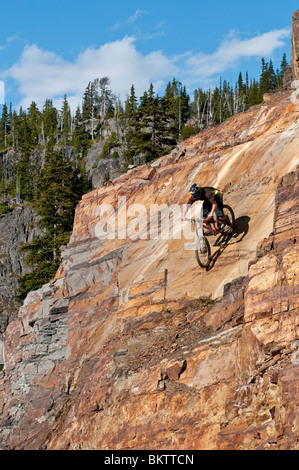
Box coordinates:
[186,204,235,269]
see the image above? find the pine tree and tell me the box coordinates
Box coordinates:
[280,53,288,74]
[18,145,88,299]
[245,72,249,95]
[164,78,189,135]
[123,85,139,164]
[82,82,94,121]
[60,95,72,145]
[279,53,289,85]
[72,105,91,158]
[125,85,138,117]
[96,77,115,119]
[0,104,9,150]
[15,110,36,201]
[27,101,41,146]
[35,146,79,240]
[10,110,19,149]
[133,84,156,162]
[268,60,277,90]
[42,99,58,145]
[247,79,261,108]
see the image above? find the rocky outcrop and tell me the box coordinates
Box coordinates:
[292,10,299,81]
[0,204,40,336]
[88,155,123,188]
[0,85,298,450]
[85,118,125,188]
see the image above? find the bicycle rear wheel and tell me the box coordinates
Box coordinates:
[195,236,211,268]
[220,204,235,233]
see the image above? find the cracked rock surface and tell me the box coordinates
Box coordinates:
[0,88,298,450]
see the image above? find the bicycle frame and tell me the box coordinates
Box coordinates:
[187,216,227,236]
[203,216,226,235]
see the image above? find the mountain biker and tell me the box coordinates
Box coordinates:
[182,183,224,233]
[183,183,224,219]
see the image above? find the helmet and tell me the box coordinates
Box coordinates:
[189,183,200,194]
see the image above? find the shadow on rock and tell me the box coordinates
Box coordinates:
[206,216,250,271]
[231,216,251,244]
[207,232,233,271]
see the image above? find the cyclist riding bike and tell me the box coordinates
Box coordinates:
[182,183,225,233]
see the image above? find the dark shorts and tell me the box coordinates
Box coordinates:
[203,197,224,219]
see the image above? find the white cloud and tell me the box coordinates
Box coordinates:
[185,28,291,81]
[3,36,176,112]
[128,10,148,23]
[1,27,291,112]
[110,9,148,31]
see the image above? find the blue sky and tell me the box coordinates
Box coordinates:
[0,0,297,112]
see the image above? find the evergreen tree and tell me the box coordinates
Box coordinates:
[247,79,260,108]
[35,146,80,242]
[10,110,19,149]
[72,105,91,158]
[164,78,190,135]
[279,53,289,85]
[96,77,115,119]
[0,104,9,149]
[27,101,41,146]
[259,58,278,96]
[82,82,94,121]
[125,85,138,117]
[280,53,288,74]
[18,145,88,298]
[15,110,36,201]
[42,99,58,145]
[123,85,139,164]
[60,95,72,145]
[268,60,277,90]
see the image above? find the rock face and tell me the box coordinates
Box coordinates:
[0,86,298,450]
[292,10,299,81]
[0,204,40,336]
[0,340,3,365]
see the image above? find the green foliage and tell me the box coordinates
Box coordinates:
[17,146,91,299]
[42,99,58,144]
[0,205,13,218]
[61,95,72,145]
[122,81,184,164]
[17,236,61,300]
[190,54,288,130]
[99,132,120,159]
[0,104,9,150]
[72,105,91,157]
[180,125,198,141]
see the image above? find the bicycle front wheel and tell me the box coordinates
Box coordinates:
[195,236,211,268]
